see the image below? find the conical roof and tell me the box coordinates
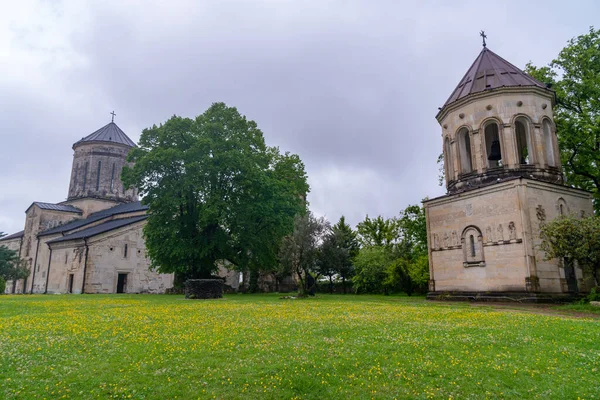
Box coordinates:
[74,122,136,147]
[442,47,548,108]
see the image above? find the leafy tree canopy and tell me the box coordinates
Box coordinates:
[279,212,330,296]
[0,233,29,282]
[539,215,600,287]
[526,27,600,211]
[356,215,399,247]
[122,103,309,279]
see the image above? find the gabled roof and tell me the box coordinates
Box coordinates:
[38,201,148,237]
[47,216,147,244]
[26,202,82,214]
[74,122,136,148]
[442,47,548,108]
[0,230,24,242]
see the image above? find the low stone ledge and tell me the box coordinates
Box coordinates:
[427,291,583,304]
[185,279,224,299]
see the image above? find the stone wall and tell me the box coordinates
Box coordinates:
[67,142,137,203]
[425,178,593,294]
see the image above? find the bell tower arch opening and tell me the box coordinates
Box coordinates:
[484,122,502,168]
[458,128,473,174]
[515,118,533,165]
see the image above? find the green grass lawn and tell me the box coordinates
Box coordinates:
[1,294,598,399]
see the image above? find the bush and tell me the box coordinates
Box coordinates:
[585,287,600,303]
[0,276,5,294]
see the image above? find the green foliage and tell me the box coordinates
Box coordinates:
[539,214,600,287]
[356,215,399,247]
[526,27,600,211]
[279,212,330,296]
[585,287,600,303]
[353,205,429,295]
[0,276,5,294]
[316,216,359,293]
[122,103,308,279]
[0,242,29,282]
[352,246,389,294]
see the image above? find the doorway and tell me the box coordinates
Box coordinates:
[117,273,128,293]
[563,258,578,293]
[68,274,74,294]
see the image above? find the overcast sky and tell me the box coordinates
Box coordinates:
[0,0,598,234]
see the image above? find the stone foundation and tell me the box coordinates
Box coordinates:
[427,291,582,304]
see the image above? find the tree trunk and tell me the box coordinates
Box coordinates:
[329,276,333,294]
[342,276,346,294]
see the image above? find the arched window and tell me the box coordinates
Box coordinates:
[469,235,475,257]
[557,198,568,216]
[445,137,454,181]
[458,128,472,173]
[515,119,532,165]
[95,161,102,191]
[484,122,502,168]
[543,120,556,167]
[462,226,485,267]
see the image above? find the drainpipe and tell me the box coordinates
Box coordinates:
[81,238,89,294]
[30,237,41,294]
[44,247,53,294]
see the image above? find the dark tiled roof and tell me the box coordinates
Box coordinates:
[443,47,548,108]
[39,201,148,237]
[28,202,82,213]
[47,216,147,244]
[0,230,24,242]
[74,122,136,147]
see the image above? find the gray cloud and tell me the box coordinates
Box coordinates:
[1,0,598,233]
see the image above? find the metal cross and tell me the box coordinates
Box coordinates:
[480,30,487,47]
[110,111,116,122]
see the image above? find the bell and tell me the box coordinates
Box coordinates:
[488,140,502,161]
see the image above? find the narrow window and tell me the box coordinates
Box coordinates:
[110,163,116,191]
[469,235,475,257]
[124,244,128,258]
[515,119,531,165]
[83,161,89,190]
[65,253,68,264]
[559,204,564,216]
[543,120,555,166]
[444,137,454,181]
[458,128,472,173]
[484,123,501,167]
[96,160,102,190]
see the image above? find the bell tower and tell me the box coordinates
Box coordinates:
[64,116,138,216]
[424,38,594,300]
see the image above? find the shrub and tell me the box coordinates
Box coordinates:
[0,276,5,294]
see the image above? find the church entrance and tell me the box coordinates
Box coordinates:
[68,274,74,293]
[564,258,578,293]
[117,273,128,293]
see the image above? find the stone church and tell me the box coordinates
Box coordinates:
[424,41,594,300]
[1,119,239,294]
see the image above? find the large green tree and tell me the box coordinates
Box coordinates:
[356,215,399,247]
[278,212,329,296]
[0,233,29,286]
[539,215,600,288]
[122,103,308,279]
[526,27,600,211]
[316,216,359,293]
